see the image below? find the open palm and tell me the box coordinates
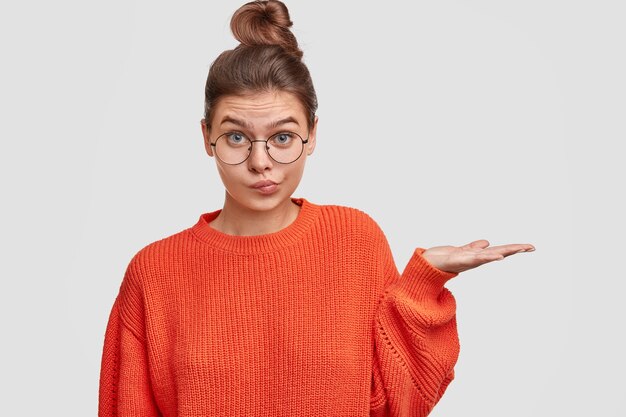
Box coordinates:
[422,239,535,274]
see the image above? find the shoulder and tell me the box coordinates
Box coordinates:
[114,229,190,338]
[122,225,194,286]
[315,201,388,242]
[317,202,378,225]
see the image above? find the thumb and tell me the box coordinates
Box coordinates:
[462,239,490,250]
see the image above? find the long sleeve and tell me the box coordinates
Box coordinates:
[370,242,460,417]
[98,261,161,417]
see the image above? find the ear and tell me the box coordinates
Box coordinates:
[201,119,214,157]
[306,115,318,156]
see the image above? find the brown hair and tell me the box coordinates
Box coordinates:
[203,0,318,132]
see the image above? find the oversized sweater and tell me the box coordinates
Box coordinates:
[98,197,460,417]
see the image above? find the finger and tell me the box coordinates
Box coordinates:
[509,244,536,253]
[487,244,535,254]
[462,239,490,250]
[467,252,505,268]
[475,251,504,261]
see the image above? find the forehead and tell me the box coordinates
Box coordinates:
[213,90,306,129]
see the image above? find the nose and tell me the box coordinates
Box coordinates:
[247,140,273,172]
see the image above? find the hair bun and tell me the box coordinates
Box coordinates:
[230,0,303,59]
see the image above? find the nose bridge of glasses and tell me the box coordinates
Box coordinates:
[248,139,270,153]
[247,138,272,164]
[249,139,270,146]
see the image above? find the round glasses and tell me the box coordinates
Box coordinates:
[211,131,309,165]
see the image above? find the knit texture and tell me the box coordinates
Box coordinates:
[98,197,460,417]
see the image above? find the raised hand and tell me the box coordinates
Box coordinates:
[421,239,535,274]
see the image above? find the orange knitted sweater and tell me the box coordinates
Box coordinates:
[98,197,460,417]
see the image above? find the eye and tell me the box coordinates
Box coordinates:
[270,132,295,147]
[225,132,247,146]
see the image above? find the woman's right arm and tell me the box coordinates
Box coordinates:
[98,263,161,416]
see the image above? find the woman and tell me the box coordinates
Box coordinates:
[98,1,534,416]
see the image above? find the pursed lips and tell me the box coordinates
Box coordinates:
[251,180,277,188]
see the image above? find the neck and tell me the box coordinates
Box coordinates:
[210,193,301,236]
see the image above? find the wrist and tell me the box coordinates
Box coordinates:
[422,248,458,274]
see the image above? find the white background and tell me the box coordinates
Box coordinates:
[1,0,624,415]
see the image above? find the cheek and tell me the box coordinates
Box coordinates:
[215,164,244,189]
[283,161,306,184]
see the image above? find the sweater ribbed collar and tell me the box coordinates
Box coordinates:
[189,197,319,254]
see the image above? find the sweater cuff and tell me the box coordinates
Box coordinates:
[396,247,459,301]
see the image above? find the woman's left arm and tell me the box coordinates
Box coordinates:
[370,237,534,417]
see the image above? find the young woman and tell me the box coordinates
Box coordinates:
[98,1,535,416]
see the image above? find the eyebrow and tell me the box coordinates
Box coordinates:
[219,116,300,129]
